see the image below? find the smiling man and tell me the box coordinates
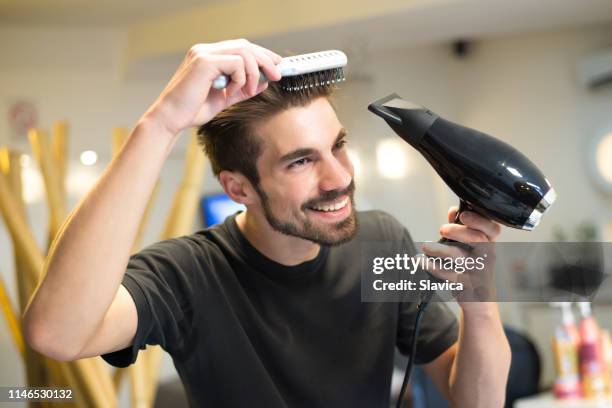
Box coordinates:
[23,39,511,407]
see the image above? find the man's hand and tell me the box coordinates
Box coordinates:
[420,205,501,307]
[143,39,282,136]
[420,207,511,408]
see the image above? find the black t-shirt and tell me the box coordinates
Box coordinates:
[101,210,458,407]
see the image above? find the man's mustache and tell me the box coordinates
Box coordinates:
[302,180,355,209]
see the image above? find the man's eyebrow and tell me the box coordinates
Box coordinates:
[278,128,348,164]
[279,148,316,163]
[334,127,348,145]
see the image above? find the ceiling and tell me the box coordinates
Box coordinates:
[1,0,611,71]
[0,0,223,26]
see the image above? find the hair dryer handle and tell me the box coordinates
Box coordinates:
[438,200,474,252]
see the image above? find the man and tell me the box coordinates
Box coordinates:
[23,39,511,407]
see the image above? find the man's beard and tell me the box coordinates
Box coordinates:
[255,180,358,246]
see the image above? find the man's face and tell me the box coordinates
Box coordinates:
[252,97,357,246]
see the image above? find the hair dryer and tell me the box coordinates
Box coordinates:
[369,93,557,408]
[368,93,556,233]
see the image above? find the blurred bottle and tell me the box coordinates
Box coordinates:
[602,330,612,397]
[578,302,607,399]
[551,302,581,399]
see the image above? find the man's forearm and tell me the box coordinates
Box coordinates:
[23,116,178,358]
[449,303,511,408]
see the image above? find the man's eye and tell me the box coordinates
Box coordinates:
[334,139,347,150]
[288,157,311,169]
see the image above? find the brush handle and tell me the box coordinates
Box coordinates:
[212,72,270,90]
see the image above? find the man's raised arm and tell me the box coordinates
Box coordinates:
[23,40,282,361]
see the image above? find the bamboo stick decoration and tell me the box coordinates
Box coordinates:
[0,274,24,356]
[28,129,67,247]
[0,171,45,279]
[51,122,68,192]
[0,151,25,356]
[129,353,152,408]
[1,124,205,407]
[0,145,115,407]
[0,150,72,407]
[2,149,54,408]
[113,366,127,392]
[145,129,207,404]
[3,150,74,408]
[111,127,128,157]
[161,129,207,239]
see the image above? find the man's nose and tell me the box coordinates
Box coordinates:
[319,157,352,192]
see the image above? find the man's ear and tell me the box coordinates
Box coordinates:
[219,170,258,205]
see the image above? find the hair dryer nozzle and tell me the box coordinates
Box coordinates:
[368,93,556,231]
[368,94,439,148]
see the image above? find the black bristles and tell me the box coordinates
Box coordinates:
[279,67,346,92]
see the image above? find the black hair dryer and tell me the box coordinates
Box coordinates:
[368,93,556,236]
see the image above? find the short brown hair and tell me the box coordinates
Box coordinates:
[197,81,335,187]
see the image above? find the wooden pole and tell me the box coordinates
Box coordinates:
[1,149,54,408]
[0,146,115,407]
[28,129,67,248]
[0,274,24,356]
[0,164,44,284]
[51,122,68,192]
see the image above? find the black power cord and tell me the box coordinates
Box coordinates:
[396,290,435,408]
[396,222,468,408]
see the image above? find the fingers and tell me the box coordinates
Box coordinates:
[458,211,501,241]
[241,50,260,96]
[205,39,280,96]
[442,209,501,242]
[440,223,490,243]
[252,43,282,64]
[250,45,281,82]
[211,54,246,97]
[447,206,459,223]
[154,39,280,131]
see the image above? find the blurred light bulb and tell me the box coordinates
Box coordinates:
[67,167,99,198]
[376,138,409,179]
[596,132,612,183]
[80,150,98,166]
[20,154,31,168]
[21,166,44,203]
[347,148,361,179]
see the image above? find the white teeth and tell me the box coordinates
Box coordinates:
[312,197,348,212]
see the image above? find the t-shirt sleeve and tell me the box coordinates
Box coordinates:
[101,237,197,368]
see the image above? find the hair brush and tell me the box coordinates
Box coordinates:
[212,50,347,92]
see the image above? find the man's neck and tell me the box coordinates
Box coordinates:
[235,211,321,266]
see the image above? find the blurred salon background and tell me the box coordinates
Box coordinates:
[1,0,611,407]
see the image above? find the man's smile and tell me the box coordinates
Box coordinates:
[306,196,351,221]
